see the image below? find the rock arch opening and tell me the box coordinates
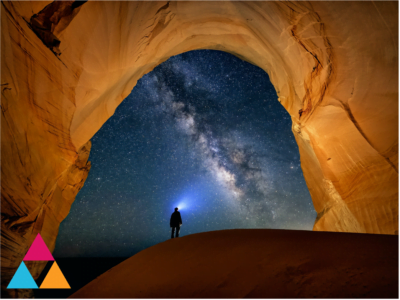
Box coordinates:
[64,0,397,236]
[53,49,316,257]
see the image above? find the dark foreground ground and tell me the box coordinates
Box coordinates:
[70,229,398,298]
[33,258,128,298]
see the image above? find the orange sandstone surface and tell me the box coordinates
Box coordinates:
[71,229,398,298]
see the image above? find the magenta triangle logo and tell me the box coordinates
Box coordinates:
[23,233,54,261]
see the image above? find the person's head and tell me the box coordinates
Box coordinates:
[175,207,178,212]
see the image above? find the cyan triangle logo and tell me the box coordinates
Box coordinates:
[7,262,38,289]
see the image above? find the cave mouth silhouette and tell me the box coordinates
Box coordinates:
[53,49,316,258]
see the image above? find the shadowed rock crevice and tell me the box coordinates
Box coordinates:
[29,0,87,55]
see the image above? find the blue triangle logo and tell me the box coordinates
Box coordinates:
[7,262,38,289]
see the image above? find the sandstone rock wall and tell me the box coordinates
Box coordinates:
[1,1,398,296]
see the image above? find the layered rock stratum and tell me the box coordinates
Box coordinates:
[1,1,398,297]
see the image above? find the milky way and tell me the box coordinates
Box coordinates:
[54,50,316,257]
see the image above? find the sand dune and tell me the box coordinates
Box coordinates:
[70,229,398,298]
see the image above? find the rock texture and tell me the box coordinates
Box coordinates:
[1,1,398,297]
[71,229,398,298]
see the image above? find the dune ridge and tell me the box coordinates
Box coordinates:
[71,229,398,298]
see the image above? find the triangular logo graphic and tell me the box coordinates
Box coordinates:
[8,233,70,289]
[40,261,70,289]
[23,233,54,261]
[7,262,38,289]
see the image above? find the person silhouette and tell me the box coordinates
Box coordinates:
[170,207,182,238]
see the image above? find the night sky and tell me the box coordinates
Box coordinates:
[54,50,316,257]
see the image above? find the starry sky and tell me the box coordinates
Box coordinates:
[54,50,316,257]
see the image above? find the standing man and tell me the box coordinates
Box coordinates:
[170,207,182,239]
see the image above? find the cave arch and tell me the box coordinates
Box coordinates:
[54,49,318,257]
[1,1,398,295]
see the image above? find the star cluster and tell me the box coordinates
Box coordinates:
[54,50,316,257]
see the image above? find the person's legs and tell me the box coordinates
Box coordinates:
[176,226,180,238]
[171,227,175,239]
